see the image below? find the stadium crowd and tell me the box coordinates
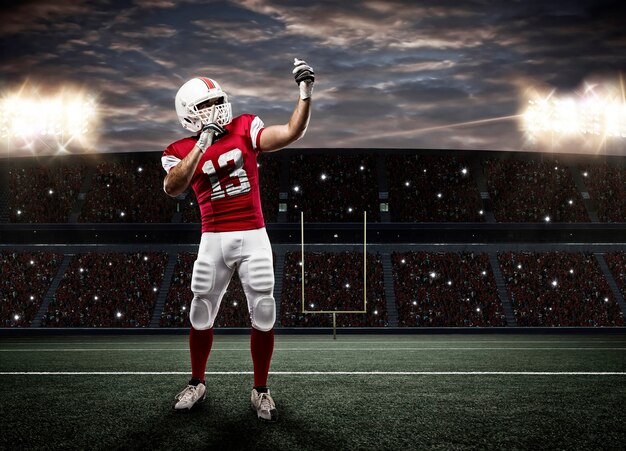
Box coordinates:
[179,189,201,224]
[392,252,505,327]
[605,252,626,301]
[6,153,626,226]
[287,154,380,222]
[579,163,626,222]
[160,252,252,327]
[280,251,387,327]
[483,158,589,222]
[79,160,173,223]
[498,251,623,326]
[0,252,62,327]
[9,164,85,223]
[387,155,484,222]
[256,153,281,223]
[42,252,167,327]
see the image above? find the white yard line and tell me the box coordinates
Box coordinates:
[0,371,625,376]
[1,347,626,352]
[2,340,625,346]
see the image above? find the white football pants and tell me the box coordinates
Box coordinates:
[189,227,275,331]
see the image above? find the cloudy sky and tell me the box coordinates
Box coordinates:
[1,0,626,156]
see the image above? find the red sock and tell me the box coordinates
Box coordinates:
[251,328,274,387]
[189,326,213,383]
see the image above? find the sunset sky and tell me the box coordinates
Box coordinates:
[1,0,625,156]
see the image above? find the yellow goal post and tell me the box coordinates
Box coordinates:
[300,211,367,339]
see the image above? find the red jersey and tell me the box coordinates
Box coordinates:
[162,114,266,232]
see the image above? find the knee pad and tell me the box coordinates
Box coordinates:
[248,255,274,293]
[190,296,215,330]
[191,258,215,295]
[250,296,275,332]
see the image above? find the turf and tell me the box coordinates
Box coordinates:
[1,333,625,450]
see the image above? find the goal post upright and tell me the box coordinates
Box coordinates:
[300,211,368,339]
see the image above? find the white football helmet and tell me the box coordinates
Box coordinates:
[175,77,232,133]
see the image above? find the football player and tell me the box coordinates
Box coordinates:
[162,58,314,422]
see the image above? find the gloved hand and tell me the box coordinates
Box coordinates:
[196,123,227,153]
[293,58,314,100]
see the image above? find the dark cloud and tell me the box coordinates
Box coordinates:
[1,0,625,156]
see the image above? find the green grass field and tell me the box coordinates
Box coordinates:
[1,333,625,450]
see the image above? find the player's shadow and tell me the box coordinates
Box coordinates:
[109,392,351,451]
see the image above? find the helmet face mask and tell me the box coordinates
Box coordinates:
[175,78,233,133]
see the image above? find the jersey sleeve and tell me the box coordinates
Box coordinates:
[161,144,181,173]
[242,114,264,152]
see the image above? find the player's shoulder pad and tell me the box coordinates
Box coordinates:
[228,114,258,135]
[163,135,198,157]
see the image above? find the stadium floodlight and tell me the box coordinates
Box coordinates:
[521,80,626,145]
[0,85,98,153]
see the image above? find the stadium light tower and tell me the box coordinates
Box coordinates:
[521,77,626,152]
[0,85,99,155]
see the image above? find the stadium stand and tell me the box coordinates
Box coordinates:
[42,252,167,327]
[9,163,85,223]
[0,251,63,327]
[579,163,626,223]
[387,155,485,222]
[1,150,625,330]
[605,252,626,301]
[391,252,505,327]
[79,160,173,223]
[483,158,590,222]
[498,251,624,326]
[257,153,281,223]
[280,251,387,327]
[287,154,380,222]
[179,189,201,224]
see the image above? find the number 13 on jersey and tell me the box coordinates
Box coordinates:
[201,148,251,200]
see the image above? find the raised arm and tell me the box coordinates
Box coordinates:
[258,58,314,153]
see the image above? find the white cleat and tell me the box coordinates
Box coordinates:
[174,383,206,410]
[251,388,278,422]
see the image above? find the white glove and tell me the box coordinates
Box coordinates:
[196,123,227,153]
[293,58,314,100]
